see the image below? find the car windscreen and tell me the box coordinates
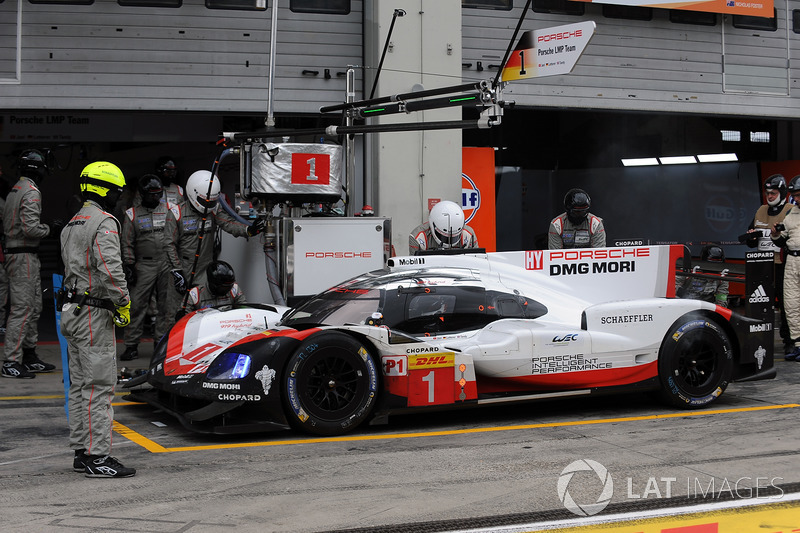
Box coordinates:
[281,268,548,334]
[281,287,384,328]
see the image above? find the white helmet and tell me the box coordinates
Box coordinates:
[429,200,465,248]
[185,170,220,213]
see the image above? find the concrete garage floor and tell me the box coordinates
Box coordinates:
[1,313,798,533]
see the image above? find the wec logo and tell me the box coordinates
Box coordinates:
[553,334,578,342]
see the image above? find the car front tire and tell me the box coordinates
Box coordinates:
[283,331,379,436]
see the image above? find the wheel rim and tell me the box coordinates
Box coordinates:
[301,350,364,418]
[674,330,722,393]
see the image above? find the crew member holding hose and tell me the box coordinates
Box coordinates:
[164,170,264,318]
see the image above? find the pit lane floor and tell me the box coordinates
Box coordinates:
[1,340,799,533]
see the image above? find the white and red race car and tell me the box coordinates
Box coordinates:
[125,245,776,436]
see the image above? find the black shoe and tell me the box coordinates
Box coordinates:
[84,455,136,478]
[1,361,35,379]
[785,346,800,361]
[73,449,87,472]
[22,355,56,373]
[120,346,138,361]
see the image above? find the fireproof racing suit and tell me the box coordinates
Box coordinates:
[773,205,800,344]
[186,282,246,312]
[548,212,606,249]
[133,183,184,208]
[121,201,178,348]
[165,202,250,318]
[3,177,50,364]
[60,200,129,458]
[749,202,792,345]
[165,202,250,286]
[675,274,729,308]
[408,222,479,254]
[0,196,9,331]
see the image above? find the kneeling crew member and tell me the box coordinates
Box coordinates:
[185,260,246,313]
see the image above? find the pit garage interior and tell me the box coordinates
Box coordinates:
[1,105,791,258]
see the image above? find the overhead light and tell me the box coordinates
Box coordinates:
[697,153,738,162]
[659,156,697,165]
[622,157,659,167]
[750,131,770,143]
[721,130,741,142]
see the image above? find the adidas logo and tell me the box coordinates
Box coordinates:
[749,285,770,304]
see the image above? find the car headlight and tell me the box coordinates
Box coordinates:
[207,353,252,380]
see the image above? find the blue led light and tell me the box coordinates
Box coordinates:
[207,352,251,380]
[231,354,251,379]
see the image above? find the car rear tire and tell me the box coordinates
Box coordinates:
[658,315,732,408]
[283,331,379,436]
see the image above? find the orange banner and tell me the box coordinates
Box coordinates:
[462,147,496,252]
[574,0,773,17]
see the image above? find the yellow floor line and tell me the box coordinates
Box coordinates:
[112,403,800,454]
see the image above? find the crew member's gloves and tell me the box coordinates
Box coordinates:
[171,269,187,293]
[123,263,137,286]
[247,218,267,237]
[113,301,131,328]
[48,219,65,238]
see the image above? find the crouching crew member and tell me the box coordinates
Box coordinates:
[60,161,135,478]
[186,260,246,313]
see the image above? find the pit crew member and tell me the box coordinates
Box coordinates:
[165,170,263,309]
[60,161,135,477]
[549,188,606,249]
[1,149,57,379]
[184,260,246,313]
[746,174,792,353]
[772,175,800,361]
[119,174,176,362]
[409,200,479,253]
[675,244,729,308]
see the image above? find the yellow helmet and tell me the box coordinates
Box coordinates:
[79,161,125,197]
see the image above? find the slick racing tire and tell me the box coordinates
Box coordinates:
[657,315,732,408]
[283,331,379,436]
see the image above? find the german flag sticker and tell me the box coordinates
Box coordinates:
[501,31,537,82]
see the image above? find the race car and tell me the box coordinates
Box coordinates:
[124,245,777,436]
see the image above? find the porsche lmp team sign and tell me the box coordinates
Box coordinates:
[501,22,596,81]
[575,0,773,17]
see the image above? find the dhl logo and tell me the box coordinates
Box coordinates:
[409,352,455,369]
